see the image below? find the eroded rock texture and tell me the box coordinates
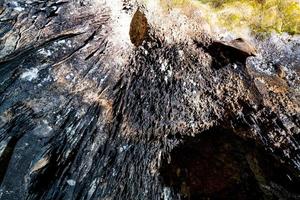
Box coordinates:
[0,0,300,199]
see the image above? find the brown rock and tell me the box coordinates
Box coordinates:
[227,38,257,57]
[129,9,149,47]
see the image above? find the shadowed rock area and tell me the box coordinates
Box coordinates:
[161,127,300,199]
[0,0,299,200]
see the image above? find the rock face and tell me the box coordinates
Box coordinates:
[0,0,300,200]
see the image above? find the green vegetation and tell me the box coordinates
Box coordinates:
[197,0,300,34]
[158,0,300,35]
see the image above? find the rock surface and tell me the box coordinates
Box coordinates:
[0,0,300,200]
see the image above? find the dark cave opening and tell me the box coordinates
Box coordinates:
[160,127,300,200]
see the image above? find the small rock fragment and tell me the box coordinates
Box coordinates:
[227,38,257,57]
[31,157,49,173]
[67,179,76,186]
[202,38,257,68]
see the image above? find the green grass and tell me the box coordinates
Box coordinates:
[196,0,300,34]
[145,0,300,35]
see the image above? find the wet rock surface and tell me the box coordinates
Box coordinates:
[0,0,299,200]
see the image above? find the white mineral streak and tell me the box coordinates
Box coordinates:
[67,179,76,186]
[93,0,133,68]
[87,179,98,199]
[32,120,53,137]
[38,48,53,57]
[163,187,171,200]
[248,32,300,76]
[0,140,9,157]
[145,0,210,44]
[20,68,39,81]
[10,1,25,12]
[106,0,132,46]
